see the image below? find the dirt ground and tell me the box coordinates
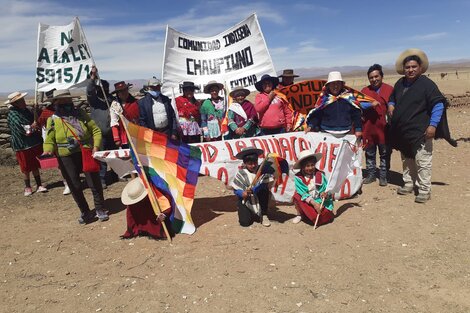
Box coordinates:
[1,107,470,313]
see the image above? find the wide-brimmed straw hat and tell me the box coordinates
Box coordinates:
[148,78,163,87]
[229,86,250,98]
[293,150,323,170]
[235,147,264,160]
[111,81,133,94]
[181,81,200,90]
[254,74,279,92]
[203,80,224,94]
[326,71,344,85]
[395,48,429,75]
[4,91,27,105]
[121,178,148,205]
[50,89,75,102]
[278,69,299,78]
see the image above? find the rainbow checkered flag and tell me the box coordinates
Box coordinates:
[252,153,289,189]
[126,120,202,235]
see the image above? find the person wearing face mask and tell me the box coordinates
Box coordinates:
[360,64,394,186]
[138,78,178,141]
[305,71,378,139]
[6,91,47,196]
[42,89,108,224]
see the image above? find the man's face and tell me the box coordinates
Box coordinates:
[327,81,344,96]
[244,160,258,173]
[149,85,161,92]
[404,60,422,81]
[368,70,383,89]
[281,76,294,86]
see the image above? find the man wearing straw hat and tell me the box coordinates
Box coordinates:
[278,69,299,87]
[6,91,48,196]
[388,48,455,203]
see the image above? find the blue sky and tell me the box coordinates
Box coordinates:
[1,0,469,92]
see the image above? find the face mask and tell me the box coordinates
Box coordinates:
[148,90,160,97]
[62,103,74,113]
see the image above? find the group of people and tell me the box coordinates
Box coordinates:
[5,48,454,238]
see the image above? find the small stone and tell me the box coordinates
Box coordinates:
[296,302,302,307]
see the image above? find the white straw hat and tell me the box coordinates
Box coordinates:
[121,178,148,205]
[326,71,344,85]
[293,150,323,170]
[4,91,27,105]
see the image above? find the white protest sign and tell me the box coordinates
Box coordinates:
[36,17,94,92]
[95,132,363,203]
[161,13,276,96]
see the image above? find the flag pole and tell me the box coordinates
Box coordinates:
[313,197,326,229]
[119,114,172,242]
[76,16,110,109]
[33,22,41,122]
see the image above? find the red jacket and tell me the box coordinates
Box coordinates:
[360,83,393,146]
[255,92,292,130]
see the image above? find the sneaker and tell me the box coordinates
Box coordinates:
[397,185,413,195]
[379,178,388,187]
[96,209,109,222]
[363,176,376,184]
[78,211,94,224]
[63,185,71,195]
[415,193,431,203]
[292,215,302,224]
[261,215,271,227]
[24,187,33,196]
[37,185,48,193]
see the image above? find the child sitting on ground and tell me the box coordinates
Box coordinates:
[232,147,272,227]
[292,150,334,226]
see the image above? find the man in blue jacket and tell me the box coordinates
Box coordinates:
[138,78,178,141]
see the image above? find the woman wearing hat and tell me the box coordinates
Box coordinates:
[255,74,293,135]
[292,150,334,226]
[109,81,139,148]
[6,91,47,196]
[232,147,272,227]
[200,80,225,141]
[306,71,378,139]
[226,87,260,139]
[175,81,202,143]
[388,49,454,203]
[121,178,173,239]
[42,89,108,224]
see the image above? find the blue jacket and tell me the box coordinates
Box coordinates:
[307,98,362,132]
[138,93,178,137]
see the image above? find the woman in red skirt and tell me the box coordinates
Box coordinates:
[6,91,47,196]
[292,150,334,226]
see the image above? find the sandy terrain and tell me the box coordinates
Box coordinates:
[0,102,469,312]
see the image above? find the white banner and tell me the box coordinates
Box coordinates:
[95,132,363,203]
[161,13,276,96]
[36,17,94,92]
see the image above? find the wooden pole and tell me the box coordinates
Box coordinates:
[313,197,326,229]
[119,114,172,242]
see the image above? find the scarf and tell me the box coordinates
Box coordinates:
[229,100,258,127]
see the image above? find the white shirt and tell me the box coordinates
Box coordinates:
[152,99,169,129]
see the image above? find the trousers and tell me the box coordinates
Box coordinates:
[401,139,433,195]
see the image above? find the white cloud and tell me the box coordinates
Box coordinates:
[409,32,448,41]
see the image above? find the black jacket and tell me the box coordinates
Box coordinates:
[138,93,178,137]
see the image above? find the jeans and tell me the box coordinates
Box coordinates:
[58,152,104,214]
[365,144,389,180]
[99,132,117,182]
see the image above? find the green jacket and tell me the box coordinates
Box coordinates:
[43,109,102,157]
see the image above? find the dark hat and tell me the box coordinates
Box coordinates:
[254,74,279,92]
[203,80,224,94]
[235,147,264,160]
[111,81,133,94]
[229,86,250,98]
[181,81,200,90]
[278,69,299,78]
